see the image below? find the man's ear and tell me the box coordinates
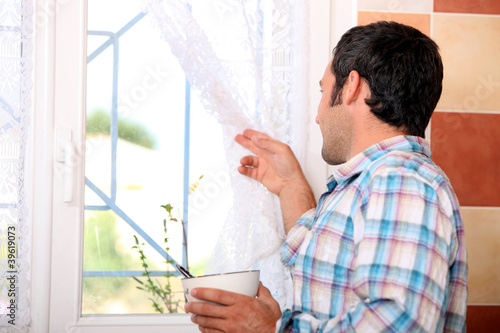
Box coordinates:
[344,70,362,105]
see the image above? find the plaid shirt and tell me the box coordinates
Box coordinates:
[278,136,468,332]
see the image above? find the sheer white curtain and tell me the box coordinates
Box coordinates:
[0,0,33,330]
[142,0,308,309]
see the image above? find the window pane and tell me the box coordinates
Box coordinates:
[83,0,230,314]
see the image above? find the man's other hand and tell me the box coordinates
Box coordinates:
[184,282,282,333]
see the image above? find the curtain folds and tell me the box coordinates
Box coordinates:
[142,0,308,309]
[0,0,33,330]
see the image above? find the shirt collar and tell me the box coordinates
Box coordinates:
[326,135,431,189]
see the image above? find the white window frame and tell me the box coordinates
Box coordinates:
[29,0,355,331]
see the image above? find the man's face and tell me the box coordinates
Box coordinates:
[316,59,353,165]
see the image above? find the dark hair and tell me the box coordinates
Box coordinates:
[331,21,443,138]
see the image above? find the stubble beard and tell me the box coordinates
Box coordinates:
[321,143,348,166]
[321,113,353,166]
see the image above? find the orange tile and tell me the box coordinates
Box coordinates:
[433,14,500,112]
[434,0,500,15]
[461,208,500,303]
[430,112,500,207]
[358,11,431,36]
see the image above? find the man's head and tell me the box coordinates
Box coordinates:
[330,21,443,138]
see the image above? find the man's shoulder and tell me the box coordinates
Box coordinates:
[365,148,446,183]
[356,148,457,202]
[359,148,460,213]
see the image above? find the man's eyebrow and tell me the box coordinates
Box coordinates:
[319,80,322,87]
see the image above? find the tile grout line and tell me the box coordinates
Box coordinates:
[357,10,500,19]
[435,109,500,115]
[461,206,500,211]
[433,12,500,19]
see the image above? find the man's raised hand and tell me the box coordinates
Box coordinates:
[235,129,316,233]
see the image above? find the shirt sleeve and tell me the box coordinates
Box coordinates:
[278,166,460,332]
[281,208,316,267]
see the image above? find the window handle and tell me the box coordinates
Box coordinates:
[55,128,74,203]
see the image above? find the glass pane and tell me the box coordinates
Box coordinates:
[83,0,230,314]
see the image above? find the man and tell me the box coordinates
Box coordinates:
[185,21,468,332]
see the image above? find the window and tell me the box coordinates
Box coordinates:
[83,0,230,315]
[39,0,227,330]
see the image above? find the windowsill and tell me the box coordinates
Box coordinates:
[77,313,196,327]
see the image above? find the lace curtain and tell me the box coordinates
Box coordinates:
[142,0,308,309]
[0,0,33,330]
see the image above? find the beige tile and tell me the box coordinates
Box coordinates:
[358,0,432,13]
[433,14,500,112]
[358,11,430,36]
[461,207,500,303]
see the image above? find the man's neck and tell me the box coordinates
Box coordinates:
[349,122,406,160]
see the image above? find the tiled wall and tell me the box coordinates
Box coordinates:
[357,0,500,330]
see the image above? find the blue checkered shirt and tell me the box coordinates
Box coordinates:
[278,136,468,332]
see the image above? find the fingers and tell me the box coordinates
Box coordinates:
[186,288,256,332]
[235,133,252,149]
[251,135,290,156]
[186,301,227,319]
[242,129,271,140]
[235,133,260,155]
[237,156,260,179]
[198,326,222,333]
[237,165,258,180]
[256,282,272,298]
[235,129,273,155]
[236,130,292,166]
[192,315,225,333]
[198,326,224,333]
[239,155,259,168]
[191,288,242,306]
